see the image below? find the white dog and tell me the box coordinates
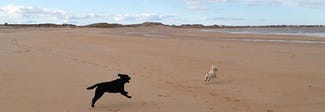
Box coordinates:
[205,65,218,82]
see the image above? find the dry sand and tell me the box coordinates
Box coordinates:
[1,27,325,112]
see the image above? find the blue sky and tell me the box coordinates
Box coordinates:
[0,0,325,25]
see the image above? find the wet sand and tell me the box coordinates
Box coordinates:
[1,27,325,112]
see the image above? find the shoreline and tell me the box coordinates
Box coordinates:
[2,27,325,44]
[201,28,325,38]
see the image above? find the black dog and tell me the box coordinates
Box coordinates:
[87,74,132,107]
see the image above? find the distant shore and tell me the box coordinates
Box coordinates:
[1,22,325,28]
[2,22,325,38]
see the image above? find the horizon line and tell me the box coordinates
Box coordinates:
[2,22,325,27]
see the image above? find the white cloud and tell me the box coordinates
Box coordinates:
[212,17,246,21]
[0,5,68,23]
[65,13,103,23]
[0,5,66,19]
[201,16,247,21]
[298,1,325,9]
[200,16,208,21]
[187,5,207,10]
[112,13,172,22]
[0,5,109,24]
[23,20,38,24]
[183,0,325,9]
[0,5,174,24]
[184,0,207,10]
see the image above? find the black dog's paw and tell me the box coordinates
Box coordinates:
[127,96,132,99]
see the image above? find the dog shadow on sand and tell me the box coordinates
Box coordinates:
[204,79,230,85]
[88,101,151,112]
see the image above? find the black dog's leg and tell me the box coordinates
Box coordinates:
[121,91,132,98]
[91,89,105,107]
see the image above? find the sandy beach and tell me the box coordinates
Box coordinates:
[1,27,325,112]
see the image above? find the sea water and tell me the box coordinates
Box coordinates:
[201,27,325,37]
[201,27,325,44]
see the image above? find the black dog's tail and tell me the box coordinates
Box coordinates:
[86,83,99,90]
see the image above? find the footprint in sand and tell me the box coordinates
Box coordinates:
[223,96,241,103]
[157,94,168,98]
[109,108,121,112]
[13,49,31,54]
[209,92,218,96]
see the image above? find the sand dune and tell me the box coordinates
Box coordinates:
[1,27,325,112]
